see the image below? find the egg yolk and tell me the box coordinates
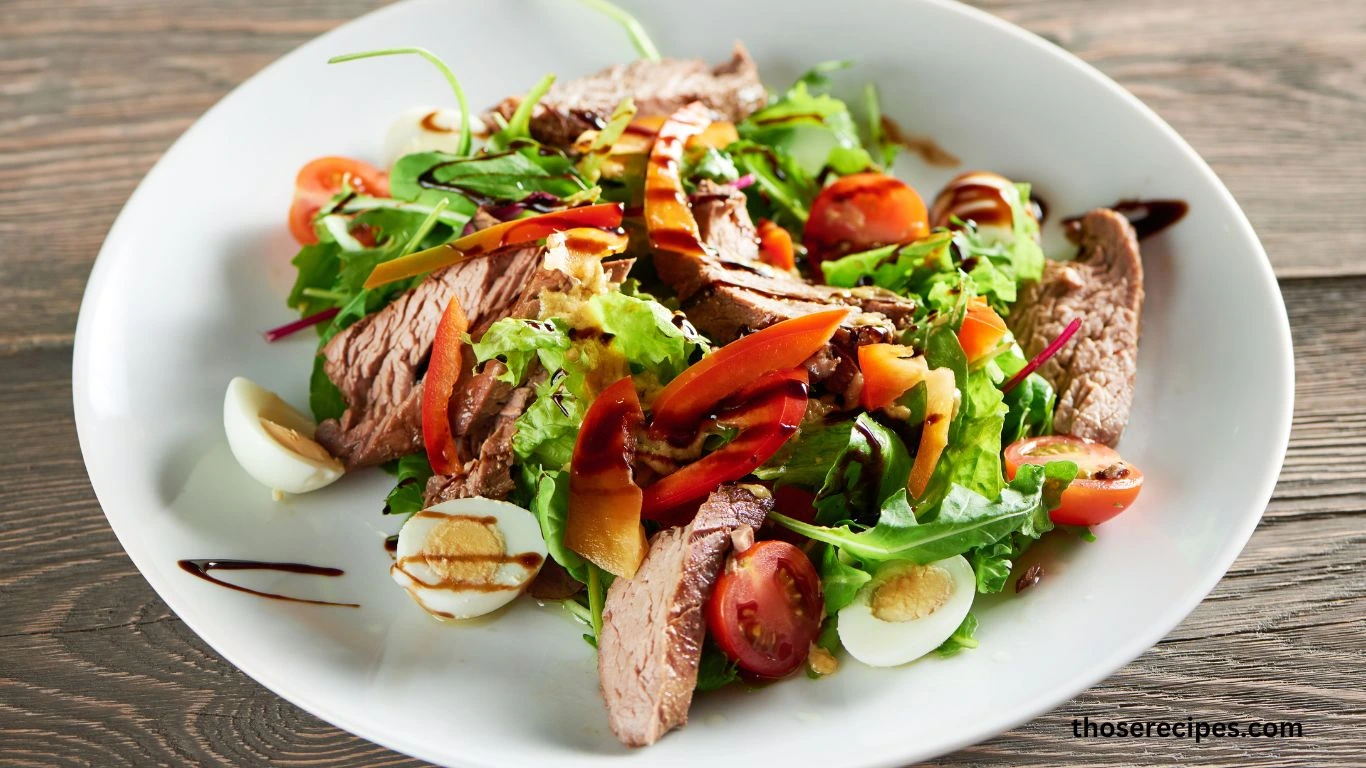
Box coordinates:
[420,517,505,584]
[259,417,335,464]
[870,563,953,622]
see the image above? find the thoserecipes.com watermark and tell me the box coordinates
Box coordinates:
[1071,716,1304,743]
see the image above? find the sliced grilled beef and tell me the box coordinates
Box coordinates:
[1007,208,1144,446]
[424,379,537,504]
[421,245,638,502]
[487,45,766,148]
[669,181,917,343]
[654,181,916,406]
[598,484,772,747]
[314,244,544,469]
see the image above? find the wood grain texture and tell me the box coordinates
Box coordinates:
[1,277,1362,767]
[2,0,1364,765]
[1,0,1365,350]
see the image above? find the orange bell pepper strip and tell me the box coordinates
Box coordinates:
[756,219,796,270]
[642,368,809,524]
[907,367,956,497]
[857,343,928,411]
[421,296,471,475]
[363,202,624,289]
[649,308,848,441]
[608,116,739,155]
[957,298,1008,364]
[565,376,649,579]
[644,102,715,257]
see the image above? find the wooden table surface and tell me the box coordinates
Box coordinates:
[2,0,1363,765]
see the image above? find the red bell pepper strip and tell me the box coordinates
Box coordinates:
[421,296,470,475]
[363,202,624,289]
[649,308,848,441]
[642,368,809,524]
[565,376,649,579]
[756,219,796,270]
[644,102,714,257]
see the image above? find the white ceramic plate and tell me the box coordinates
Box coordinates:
[73,0,1293,765]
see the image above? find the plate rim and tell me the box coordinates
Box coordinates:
[71,0,1296,765]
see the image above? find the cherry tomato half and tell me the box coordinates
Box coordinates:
[803,173,929,270]
[288,156,389,245]
[1004,435,1144,526]
[705,540,824,679]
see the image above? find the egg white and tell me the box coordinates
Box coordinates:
[391,497,547,620]
[222,377,344,495]
[382,106,483,168]
[837,555,976,667]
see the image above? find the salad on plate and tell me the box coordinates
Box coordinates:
[219,1,1175,747]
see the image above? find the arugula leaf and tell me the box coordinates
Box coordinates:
[935,613,979,657]
[821,544,872,614]
[726,140,818,230]
[803,412,912,524]
[382,453,434,516]
[755,420,859,488]
[392,147,588,207]
[864,83,897,168]
[995,347,1056,443]
[684,146,741,185]
[308,354,347,423]
[740,76,868,177]
[769,462,1077,564]
[531,470,588,583]
[821,232,954,292]
[288,243,342,317]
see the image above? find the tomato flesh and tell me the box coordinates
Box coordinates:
[1004,435,1144,526]
[288,156,388,245]
[803,173,929,269]
[706,540,823,679]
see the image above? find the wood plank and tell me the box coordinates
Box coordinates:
[3,0,1365,349]
[1,275,1362,766]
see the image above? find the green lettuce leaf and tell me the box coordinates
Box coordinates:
[529,470,588,582]
[935,613,979,657]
